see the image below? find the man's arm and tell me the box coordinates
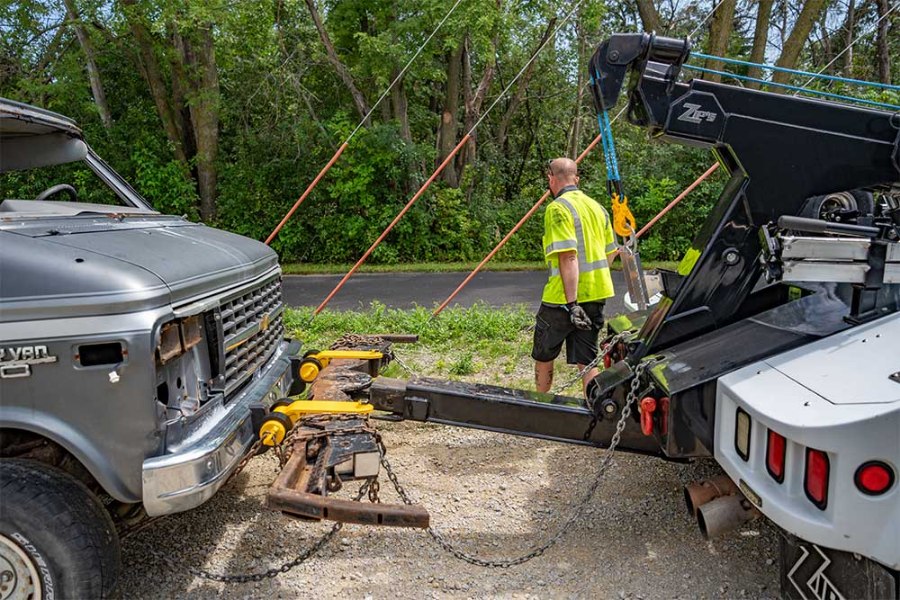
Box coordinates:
[558,250,579,303]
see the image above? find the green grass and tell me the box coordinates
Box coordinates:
[284,303,587,395]
[281,260,679,275]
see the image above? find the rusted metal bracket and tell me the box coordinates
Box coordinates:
[267,428,429,528]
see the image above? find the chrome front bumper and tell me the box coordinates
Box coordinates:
[141,340,299,516]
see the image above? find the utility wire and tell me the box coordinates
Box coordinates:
[688,0,727,39]
[794,2,898,93]
[265,0,465,245]
[346,0,465,142]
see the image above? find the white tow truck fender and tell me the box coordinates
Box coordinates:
[714,313,900,570]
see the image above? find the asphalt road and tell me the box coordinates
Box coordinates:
[283,270,627,314]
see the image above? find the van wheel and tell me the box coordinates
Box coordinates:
[0,459,120,599]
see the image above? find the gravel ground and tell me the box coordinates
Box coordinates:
[121,420,780,599]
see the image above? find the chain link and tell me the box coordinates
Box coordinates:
[380,358,658,568]
[143,481,369,583]
[552,331,629,394]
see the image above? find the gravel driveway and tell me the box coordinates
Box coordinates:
[121,421,780,599]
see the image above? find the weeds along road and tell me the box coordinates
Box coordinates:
[283,270,627,314]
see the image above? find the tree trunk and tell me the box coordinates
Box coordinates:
[175,25,220,221]
[391,73,411,143]
[842,0,856,76]
[704,0,737,82]
[497,18,556,152]
[746,0,774,88]
[459,31,497,177]
[438,44,462,187]
[169,29,195,161]
[120,0,186,164]
[304,0,371,124]
[567,16,586,158]
[634,0,662,32]
[62,0,112,129]
[875,0,891,84]
[772,0,827,84]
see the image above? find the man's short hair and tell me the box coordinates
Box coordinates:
[549,157,578,179]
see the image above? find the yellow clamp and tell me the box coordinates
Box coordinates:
[611,193,637,238]
[258,399,374,446]
[297,349,384,384]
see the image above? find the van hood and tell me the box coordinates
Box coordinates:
[0,215,278,321]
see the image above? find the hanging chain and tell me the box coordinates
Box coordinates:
[380,359,658,568]
[553,331,629,394]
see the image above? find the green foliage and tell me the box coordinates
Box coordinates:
[132,146,200,218]
[3,0,895,268]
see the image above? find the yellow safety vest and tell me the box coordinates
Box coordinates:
[541,187,617,304]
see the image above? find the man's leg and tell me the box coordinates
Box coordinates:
[535,360,555,393]
[531,304,567,393]
[569,301,605,398]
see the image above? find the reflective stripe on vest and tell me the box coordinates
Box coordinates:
[548,196,610,277]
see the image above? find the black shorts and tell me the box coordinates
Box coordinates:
[531,301,605,365]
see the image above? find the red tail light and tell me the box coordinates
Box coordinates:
[805,448,830,509]
[855,462,895,496]
[766,430,786,483]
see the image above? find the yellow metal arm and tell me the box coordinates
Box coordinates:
[258,399,374,446]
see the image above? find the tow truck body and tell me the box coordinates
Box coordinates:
[275,33,899,599]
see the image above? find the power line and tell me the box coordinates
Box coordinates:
[794,2,898,93]
[265,0,465,245]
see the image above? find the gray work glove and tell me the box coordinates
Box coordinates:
[566,302,593,330]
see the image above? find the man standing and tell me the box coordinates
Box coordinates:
[532,157,617,395]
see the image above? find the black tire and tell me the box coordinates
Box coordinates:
[0,459,120,599]
[270,398,294,411]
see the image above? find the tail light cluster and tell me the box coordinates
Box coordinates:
[734,409,895,512]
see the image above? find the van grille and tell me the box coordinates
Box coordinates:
[218,276,285,396]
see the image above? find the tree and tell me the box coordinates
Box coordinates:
[746,0,774,88]
[120,0,187,165]
[634,0,662,32]
[875,0,892,84]
[62,0,111,129]
[304,0,371,124]
[704,0,737,82]
[772,0,828,84]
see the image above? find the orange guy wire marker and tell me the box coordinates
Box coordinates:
[431,132,605,317]
[312,134,472,316]
[608,161,719,261]
[265,142,348,245]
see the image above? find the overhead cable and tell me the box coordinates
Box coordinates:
[265,0,466,245]
[313,0,596,317]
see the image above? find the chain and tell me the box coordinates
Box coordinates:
[379,359,658,568]
[141,413,380,583]
[553,331,629,394]
[143,480,369,583]
[121,438,264,540]
[330,333,385,350]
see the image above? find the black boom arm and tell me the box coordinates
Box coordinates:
[589,33,900,350]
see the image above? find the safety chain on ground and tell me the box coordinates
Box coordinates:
[379,358,658,568]
[141,414,378,583]
[143,481,370,584]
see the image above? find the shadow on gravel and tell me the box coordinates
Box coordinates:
[120,426,780,599]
